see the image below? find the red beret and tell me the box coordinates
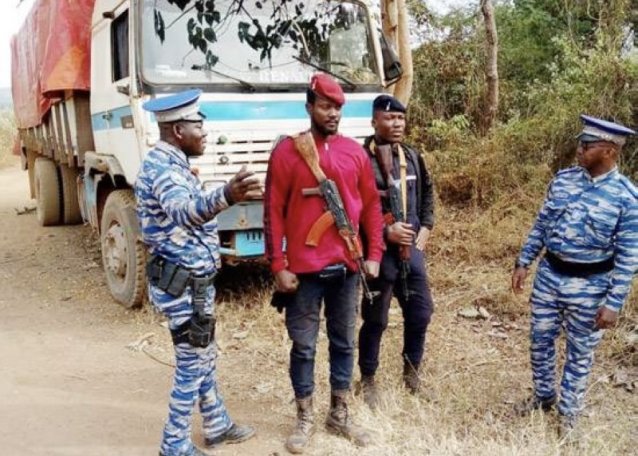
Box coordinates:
[310,73,345,106]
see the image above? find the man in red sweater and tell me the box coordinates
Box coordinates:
[264,74,384,454]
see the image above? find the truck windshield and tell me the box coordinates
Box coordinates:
[140,0,380,87]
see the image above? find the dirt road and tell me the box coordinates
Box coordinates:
[0,161,282,456]
[2,159,636,456]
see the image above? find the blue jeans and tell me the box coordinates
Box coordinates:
[285,271,358,398]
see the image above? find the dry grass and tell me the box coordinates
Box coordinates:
[0,108,18,168]
[205,202,638,456]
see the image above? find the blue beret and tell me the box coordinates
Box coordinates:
[577,114,636,146]
[143,89,205,122]
[372,94,406,114]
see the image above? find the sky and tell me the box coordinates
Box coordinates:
[0,0,470,89]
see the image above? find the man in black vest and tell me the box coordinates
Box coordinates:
[357,94,435,408]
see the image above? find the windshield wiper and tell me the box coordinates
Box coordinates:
[191,64,256,92]
[293,55,357,91]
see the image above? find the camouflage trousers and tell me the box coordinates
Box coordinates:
[159,340,233,455]
[529,258,607,417]
[150,284,232,456]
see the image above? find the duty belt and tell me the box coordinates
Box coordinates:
[146,254,216,298]
[544,251,614,277]
[147,255,217,347]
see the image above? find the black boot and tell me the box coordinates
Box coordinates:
[205,423,256,446]
[513,395,556,416]
[403,361,421,394]
[359,375,380,410]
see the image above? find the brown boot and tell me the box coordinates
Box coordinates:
[325,390,371,447]
[360,375,380,410]
[285,396,315,454]
[403,361,421,394]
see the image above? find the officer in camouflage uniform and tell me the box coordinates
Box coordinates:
[135,89,260,456]
[512,115,638,439]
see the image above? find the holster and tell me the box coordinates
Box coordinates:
[170,317,216,347]
[147,255,192,297]
[189,277,215,348]
[147,255,217,348]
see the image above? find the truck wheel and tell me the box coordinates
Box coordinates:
[59,165,83,225]
[34,157,62,226]
[100,190,146,308]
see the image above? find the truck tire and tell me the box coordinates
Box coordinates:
[100,190,146,308]
[34,157,62,226]
[59,165,83,225]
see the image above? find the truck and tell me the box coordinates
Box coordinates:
[11,0,403,308]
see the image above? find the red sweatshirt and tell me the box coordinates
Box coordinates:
[264,132,384,274]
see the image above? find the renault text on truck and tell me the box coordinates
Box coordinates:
[11,0,403,307]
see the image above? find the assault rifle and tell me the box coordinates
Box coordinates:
[294,132,379,302]
[375,144,411,298]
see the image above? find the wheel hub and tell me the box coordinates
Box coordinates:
[103,223,127,278]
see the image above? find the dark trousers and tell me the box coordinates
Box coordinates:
[358,248,434,377]
[285,271,358,399]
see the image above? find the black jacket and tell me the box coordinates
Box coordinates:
[363,136,434,230]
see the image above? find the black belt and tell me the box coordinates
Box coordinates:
[544,251,614,277]
[298,263,354,281]
[147,255,216,297]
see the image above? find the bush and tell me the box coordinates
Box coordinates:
[407,1,638,207]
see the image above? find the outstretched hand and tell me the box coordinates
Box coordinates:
[225,165,262,203]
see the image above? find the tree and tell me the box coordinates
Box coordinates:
[381,0,413,105]
[480,0,498,132]
[153,0,415,97]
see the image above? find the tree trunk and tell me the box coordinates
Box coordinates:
[480,0,499,133]
[393,0,413,106]
[380,0,413,107]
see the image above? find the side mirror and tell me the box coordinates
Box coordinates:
[379,34,403,86]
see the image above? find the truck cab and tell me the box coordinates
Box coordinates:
[17,0,401,307]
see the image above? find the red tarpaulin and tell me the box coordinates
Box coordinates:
[11,0,96,129]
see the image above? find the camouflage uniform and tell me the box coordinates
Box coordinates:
[517,166,638,417]
[136,140,232,456]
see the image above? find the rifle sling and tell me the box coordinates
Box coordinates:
[292,132,359,252]
[371,139,408,222]
[293,132,327,183]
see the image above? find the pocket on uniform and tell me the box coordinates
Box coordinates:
[583,209,616,248]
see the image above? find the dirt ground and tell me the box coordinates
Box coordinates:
[1,158,637,456]
[0,161,282,456]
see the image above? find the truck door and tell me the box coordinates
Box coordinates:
[90,4,141,186]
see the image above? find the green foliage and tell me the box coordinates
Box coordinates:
[409,0,638,206]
